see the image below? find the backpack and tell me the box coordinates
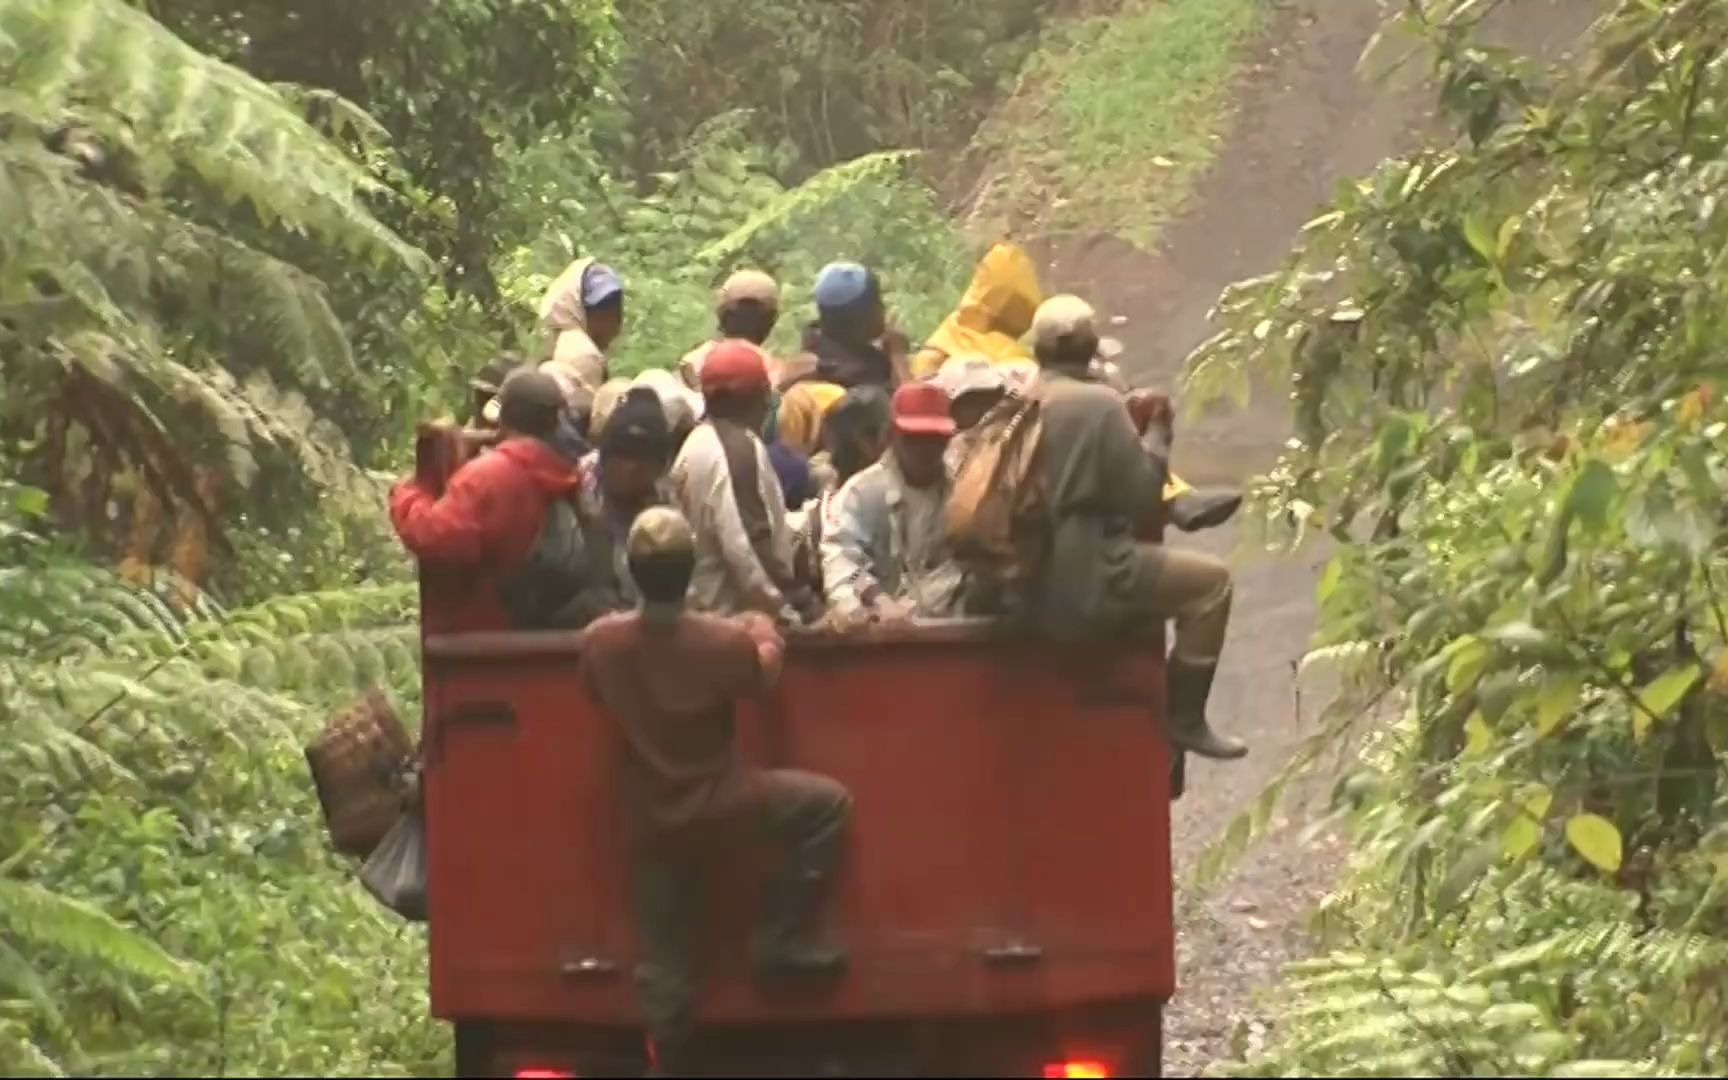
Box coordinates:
[498,495,588,629]
[945,389,1046,585]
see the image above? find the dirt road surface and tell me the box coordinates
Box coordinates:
[1026,1,1600,1071]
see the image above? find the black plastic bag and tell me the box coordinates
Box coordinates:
[359,806,427,922]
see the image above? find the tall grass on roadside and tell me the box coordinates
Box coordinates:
[970,0,1265,245]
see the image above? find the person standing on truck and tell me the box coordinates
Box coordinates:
[782,262,904,390]
[822,383,963,621]
[389,369,582,634]
[679,270,785,389]
[672,341,822,624]
[910,243,1043,380]
[791,385,892,599]
[1027,296,1248,761]
[580,507,851,1074]
[550,387,676,626]
[538,258,626,406]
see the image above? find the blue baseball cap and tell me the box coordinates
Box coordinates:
[813,262,874,309]
[582,263,624,308]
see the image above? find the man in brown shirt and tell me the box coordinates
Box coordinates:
[579,507,850,1074]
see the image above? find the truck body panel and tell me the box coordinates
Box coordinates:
[423,623,1173,1075]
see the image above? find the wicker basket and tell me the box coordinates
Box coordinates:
[305,689,414,860]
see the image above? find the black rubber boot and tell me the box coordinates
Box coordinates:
[752,868,848,978]
[1167,658,1248,761]
[1168,489,1244,532]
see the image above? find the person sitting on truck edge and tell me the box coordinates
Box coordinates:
[538,258,626,405]
[1026,296,1248,761]
[822,383,963,621]
[389,369,582,634]
[783,262,903,390]
[679,270,785,389]
[791,385,892,599]
[672,341,822,624]
[579,507,852,1074]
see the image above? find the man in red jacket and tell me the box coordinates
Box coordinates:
[390,370,582,633]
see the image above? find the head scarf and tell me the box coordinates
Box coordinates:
[631,367,705,431]
[601,387,673,461]
[538,258,623,333]
[913,244,1043,377]
[539,257,595,334]
[588,377,634,443]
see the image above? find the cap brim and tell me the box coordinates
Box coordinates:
[894,417,957,436]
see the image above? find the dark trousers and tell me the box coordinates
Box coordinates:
[633,769,851,1072]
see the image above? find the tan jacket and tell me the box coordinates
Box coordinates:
[670,421,798,619]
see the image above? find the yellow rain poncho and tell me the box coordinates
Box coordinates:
[911,244,1043,379]
[917,244,1191,501]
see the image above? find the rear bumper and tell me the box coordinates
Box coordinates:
[454,999,1165,1078]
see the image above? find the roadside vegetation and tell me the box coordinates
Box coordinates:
[963,0,1266,244]
[0,0,1221,1073]
[1187,1,1728,1074]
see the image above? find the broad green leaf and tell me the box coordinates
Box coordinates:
[1535,674,1583,736]
[1501,814,1540,861]
[1496,215,1521,261]
[1501,785,1553,862]
[1636,664,1700,737]
[1446,636,1488,693]
[1316,556,1344,603]
[1565,813,1623,874]
[8,484,49,518]
[1566,459,1618,532]
[1464,211,1497,263]
[1464,711,1494,757]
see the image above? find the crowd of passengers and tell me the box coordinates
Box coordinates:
[388,245,1246,1075]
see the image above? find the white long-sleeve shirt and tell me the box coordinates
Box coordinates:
[670,421,797,618]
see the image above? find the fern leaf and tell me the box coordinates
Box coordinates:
[0,879,198,989]
[0,0,424,271]
[0,937,62,1029]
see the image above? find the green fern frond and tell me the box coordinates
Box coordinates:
[0,0,423,272]
[0,1016,67,1078]
[0,937,61,1028]
[0,879,198,989]
[694,150,918,268]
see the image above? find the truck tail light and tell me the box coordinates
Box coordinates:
[1042,1062,1110,1079]
[514,1069,574,1079]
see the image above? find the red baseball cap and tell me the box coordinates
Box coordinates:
[699,340,770,395]
[891,382,957,437]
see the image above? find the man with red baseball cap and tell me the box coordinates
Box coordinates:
[670,341,822,623]
[820,381,963,621]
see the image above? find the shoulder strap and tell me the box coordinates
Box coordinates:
[711,420,803,601]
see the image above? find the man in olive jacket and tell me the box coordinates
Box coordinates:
[1027,295,1247,760]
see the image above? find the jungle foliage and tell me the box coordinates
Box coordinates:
[1185,0,1728,1073]
[0,0,1025,1071]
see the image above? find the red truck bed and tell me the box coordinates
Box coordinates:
[422,621,1174,1077]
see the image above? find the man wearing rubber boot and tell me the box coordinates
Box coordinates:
[579,508,851,1074]
[1025,296,1248,761]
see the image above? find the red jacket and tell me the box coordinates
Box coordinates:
[390,438,582,633]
